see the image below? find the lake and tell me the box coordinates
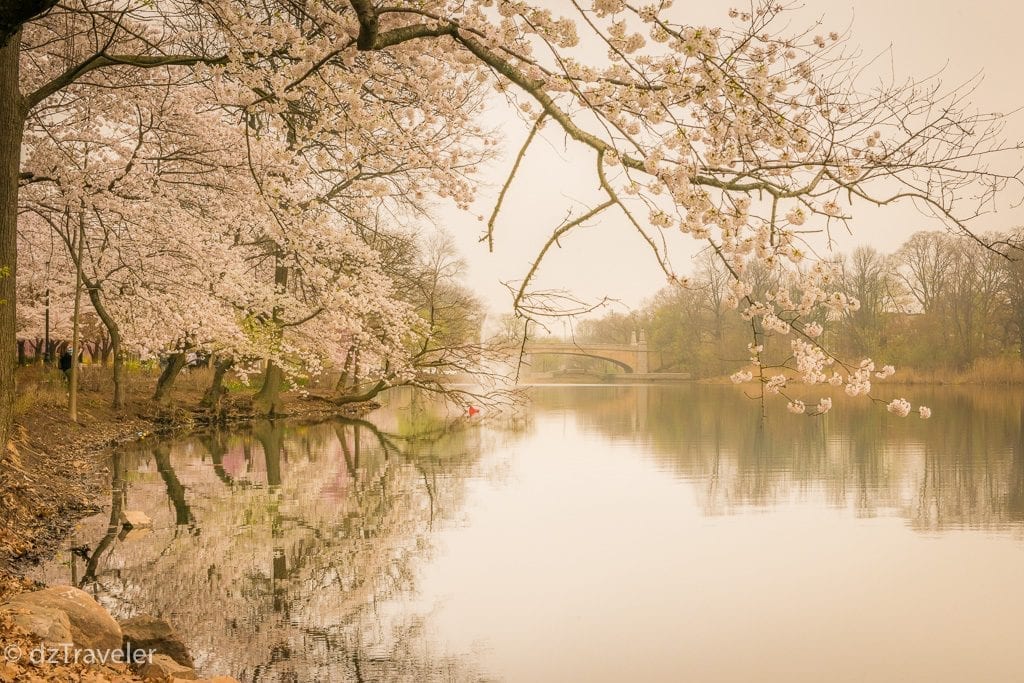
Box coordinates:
[36,385,1024,682]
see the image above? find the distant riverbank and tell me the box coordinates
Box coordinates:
[522,371,693,384]
[700,357,1024,386]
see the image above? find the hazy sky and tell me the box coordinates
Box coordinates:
[437,0,1024,317]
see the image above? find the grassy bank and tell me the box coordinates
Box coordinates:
[882,357,1024,385]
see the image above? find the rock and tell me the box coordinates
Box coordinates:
[0,585,121,652]
[0,604,73,645]
[120,510,153,529]
[139,654,195,680]
[121,614,193,668]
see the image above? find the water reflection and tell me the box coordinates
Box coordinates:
[531,385,1024,531]
[44,394,513,681]
[35,385,1024,682]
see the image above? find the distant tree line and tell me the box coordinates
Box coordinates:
[576,230,1024,378]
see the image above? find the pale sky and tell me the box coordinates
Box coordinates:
[438,0,1024,317]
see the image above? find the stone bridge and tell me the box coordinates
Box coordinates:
[523,331,649,374]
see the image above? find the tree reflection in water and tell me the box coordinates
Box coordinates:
[48,392,517,682]
[530,384,1024,531]
[40,385,1024,682]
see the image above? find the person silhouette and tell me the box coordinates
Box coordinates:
[59,348,74,382]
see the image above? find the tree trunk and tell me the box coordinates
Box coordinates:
[0,3,58,50]
[253,360,285,416]
[334,346,354,393]
[335,379,387,405]
[0,32,23,453]
[253,256,289,417]
[109,336,124,408]
[85,285,124,409]
[200,356,232,411]
[68,213,84,421]
[152,352,187,403]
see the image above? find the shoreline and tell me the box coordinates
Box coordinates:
[0,387,379,681]
[1,390,377,585]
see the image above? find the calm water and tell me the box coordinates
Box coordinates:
[37,385,1024,682]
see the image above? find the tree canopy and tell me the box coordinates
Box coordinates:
[0,0,1020,445]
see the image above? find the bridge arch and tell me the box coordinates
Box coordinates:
[522,339,649,374]
[525,349,635,373]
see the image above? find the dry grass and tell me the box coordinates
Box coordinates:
[888,357,1024,385]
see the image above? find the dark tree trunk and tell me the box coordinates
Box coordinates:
[253,257,289,417]
[200,356,232,412]
[85,285,124,409]
[335,379,387,405]
[0,32,22,452]
[16,339,24,365]
[253,360,285,416]
[110,340,123,408]
[0,2,56,49]
[152,352,187,403]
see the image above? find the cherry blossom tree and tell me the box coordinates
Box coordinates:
[331,229,518,409]
[14,0,494,417]
[0,0,1020,451]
